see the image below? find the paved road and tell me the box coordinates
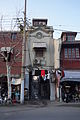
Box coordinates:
[0,102,80,120]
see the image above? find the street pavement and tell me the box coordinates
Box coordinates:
[0,101,80,120]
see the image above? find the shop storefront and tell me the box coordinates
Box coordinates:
[0,76,8,98]
[60,71,80,102]
[11,78,21,103]
[29,70,50,100]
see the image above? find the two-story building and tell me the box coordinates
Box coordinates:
[0,31,22,102]
[60,32,80,102]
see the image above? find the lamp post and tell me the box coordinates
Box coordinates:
[20,0,27,104]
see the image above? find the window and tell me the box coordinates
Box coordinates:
[72,48,75,58]
[35,49,44,57]
[11,33,17,40]
[64,48,80,59]
[76,48,79,58]
[72,36,75,41]
[64,48,68,58]
[33,19,47,26]
[66,35,75,41]
[68,48,71,58]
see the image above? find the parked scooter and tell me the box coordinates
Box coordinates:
[65,94,69,103]
[65,93,72,103]
[0,96,2,104]
[2,96,7,104]
[0,93,7,104]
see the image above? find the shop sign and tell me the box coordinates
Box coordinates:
[11,78,21,85]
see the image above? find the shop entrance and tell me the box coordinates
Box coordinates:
[0,77,8,98]
[39,77,50,99]
[61,81,80,102]
[11,85,20,103]
[30,75,50,100]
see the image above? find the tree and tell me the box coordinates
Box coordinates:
[0,32,22,99]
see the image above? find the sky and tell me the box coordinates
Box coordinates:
[0,0,80,39]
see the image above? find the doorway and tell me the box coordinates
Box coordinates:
[30,75,50,100]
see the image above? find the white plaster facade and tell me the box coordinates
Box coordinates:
[25,19,56,101]
[54,38,61,69]
[28,27,54,68]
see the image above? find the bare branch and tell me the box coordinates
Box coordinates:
[10,39,22,52]
[0,51,5,58]
[15,51,20,57]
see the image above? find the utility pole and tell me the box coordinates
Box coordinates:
[0,15,3,31]
[20,0,26,104]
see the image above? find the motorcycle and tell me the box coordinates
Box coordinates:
[0,96,2,104]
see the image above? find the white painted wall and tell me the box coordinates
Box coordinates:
[25,26,56,101]
[54,38,61,69]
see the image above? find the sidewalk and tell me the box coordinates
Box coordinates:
[0,100,80,108]
[0,101,80,115]
[47,101,80,108]
[0,100,47,108]
[0,100,48,113]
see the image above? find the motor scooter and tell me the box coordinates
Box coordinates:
[0,96,2,104]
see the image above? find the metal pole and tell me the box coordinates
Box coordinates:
[20,0,26,104]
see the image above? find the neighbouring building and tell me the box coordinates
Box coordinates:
[25,19,56,101]
[54,38,62,100]
[0,31,23,102]
[60,32,80,102]
[54,38,61,69]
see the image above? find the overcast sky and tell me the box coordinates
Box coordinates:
[0,0,80,39]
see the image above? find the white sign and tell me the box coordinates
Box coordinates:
[11,78,21,85]
[33,42,47,48]
[1,47,13,53]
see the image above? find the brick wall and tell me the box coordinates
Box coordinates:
[0,31,23,76]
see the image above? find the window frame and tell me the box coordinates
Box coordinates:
[66,35,75,41]
[11,32,17,40]
[35,49,44,58]
[64,48,80,59]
